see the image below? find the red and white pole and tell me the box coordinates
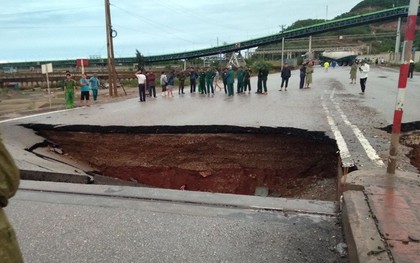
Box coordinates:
[387,0,419,174]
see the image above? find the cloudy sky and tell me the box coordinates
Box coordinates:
[0,0,362,62]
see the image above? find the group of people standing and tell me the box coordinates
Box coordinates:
[135,66,271,102]
[63,72,100,108]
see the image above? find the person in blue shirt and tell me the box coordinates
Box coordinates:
[88,74,100,102]
[80,74,90,106]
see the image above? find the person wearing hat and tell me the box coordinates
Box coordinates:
[358,60,370,95]
[409,60,415,79]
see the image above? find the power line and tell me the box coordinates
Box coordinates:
[155,0,243,31]
[0,25,102,29]
[0,5,98,17]
[110,3,197,45]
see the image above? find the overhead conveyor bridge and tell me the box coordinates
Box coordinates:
[144,5,414,62]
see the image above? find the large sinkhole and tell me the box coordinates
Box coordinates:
[24,125,340,201]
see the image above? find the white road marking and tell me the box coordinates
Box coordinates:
[321,100,354,167]
[0,108,79,124]
[330,89,385,167]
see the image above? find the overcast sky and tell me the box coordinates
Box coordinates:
[0,0,362,62]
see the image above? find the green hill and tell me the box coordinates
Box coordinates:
[261,0,418,54]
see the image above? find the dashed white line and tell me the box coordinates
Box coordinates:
[321,100,354,167]
[330,89,385,167]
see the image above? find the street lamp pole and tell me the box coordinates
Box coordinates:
[387,0,420,174]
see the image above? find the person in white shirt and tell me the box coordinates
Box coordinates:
[358,60,370,95]
[135,70,147,102]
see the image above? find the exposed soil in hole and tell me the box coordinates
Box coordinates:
[29,125,340,201]
[382,122,420,172]
[401,132,420,172]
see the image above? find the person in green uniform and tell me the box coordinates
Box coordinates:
[64,73,76,109]
[261,66,269,94]
[177,71,186,94]
[205,68,215,95]
[236,66,245,93]
[0,136,24,263]
[226,66,235,96]
[198,68,206,94]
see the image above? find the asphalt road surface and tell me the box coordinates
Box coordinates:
[2,65,419,173]
[1,65,420,262]
[6,186,344,263]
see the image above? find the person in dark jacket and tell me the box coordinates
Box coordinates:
[167,70,175,97]
[299,63,307,89]
[189,68,198,93]
[409,60,415,79]
[243,68,251,93]
[260,66,269,94]
[146,71,157,98]
[279,63,291,91]
[222,68,228,94]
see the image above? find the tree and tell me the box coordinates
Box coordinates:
[135,49,145,70]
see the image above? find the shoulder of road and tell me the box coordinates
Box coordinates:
[343,169,420,263]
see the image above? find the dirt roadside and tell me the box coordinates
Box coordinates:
[0,86,139,119]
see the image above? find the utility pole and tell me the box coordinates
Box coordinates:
[105,0,118,97]
[395,17,402,63]
[325,4,328,22]
[280,25,285,69]
[308,36,312,60]
[387,0,420,174]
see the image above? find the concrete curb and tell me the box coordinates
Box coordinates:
[342,191,391,263]
[18,180,338,216]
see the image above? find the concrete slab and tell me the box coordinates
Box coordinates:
[19,180,338,216]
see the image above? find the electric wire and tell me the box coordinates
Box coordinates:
[155,0,243,31]
[110,3,197,45]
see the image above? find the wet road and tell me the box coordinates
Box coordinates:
[1,65,419,173]
[5,184,344,263]
[1,65,420,262]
